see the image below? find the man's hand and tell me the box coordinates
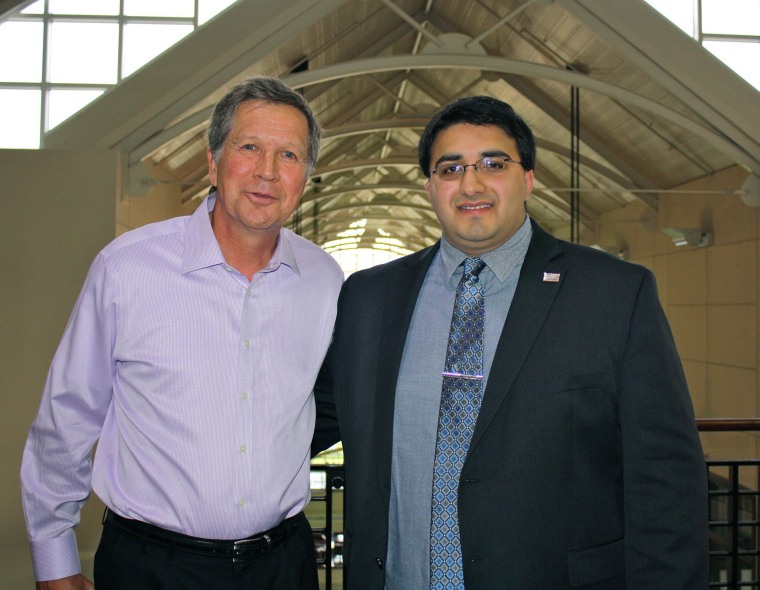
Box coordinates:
[36,573,94,590]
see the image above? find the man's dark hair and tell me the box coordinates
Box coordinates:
[418,96,536,177]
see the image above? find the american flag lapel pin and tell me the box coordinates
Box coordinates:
[543,272,561,283]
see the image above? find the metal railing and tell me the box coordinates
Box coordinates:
[708,460,760,588]
[308,465,346,590]
[700,419,760,589]
[309,420,760,590]
[700,419,760,432]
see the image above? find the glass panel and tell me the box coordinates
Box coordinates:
[0,21,43,82]
[48,0,120,16]
[48,21,119,84]
[198,0,239,25]
[644,0,695,37]
[704,40,760,90]
[47,88,105,129]
[703,0,760,36]
[124,0,195,17]
[0,89,41,149]
[21,0,43,14]
[121,23,194,78]
[328,248,405,277]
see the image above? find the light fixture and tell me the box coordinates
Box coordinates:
[662,227,713,248]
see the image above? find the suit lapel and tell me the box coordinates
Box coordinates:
[469,222,567,454]
[378,243,439,380]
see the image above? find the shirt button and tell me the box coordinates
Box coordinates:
[237,498,245,507]
[244,340,250,348]
[239,445,246,453]
[241,391,248,400]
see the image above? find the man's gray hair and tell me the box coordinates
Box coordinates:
[207,76,321,175]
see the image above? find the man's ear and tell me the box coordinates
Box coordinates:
[524,169,534,200]
[207,149,218,186]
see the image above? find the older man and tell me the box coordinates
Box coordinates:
[22,77,343,590]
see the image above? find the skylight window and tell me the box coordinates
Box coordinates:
[645,0,760,90]
[0,0,240,148]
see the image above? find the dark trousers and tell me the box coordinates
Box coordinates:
[94,512,319,590]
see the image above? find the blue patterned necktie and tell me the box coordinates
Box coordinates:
[430,257,487,589]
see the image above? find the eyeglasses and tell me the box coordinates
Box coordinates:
[430,155,523,180]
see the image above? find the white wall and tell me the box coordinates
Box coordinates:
[595,166,760,459]
[0,149,117,588]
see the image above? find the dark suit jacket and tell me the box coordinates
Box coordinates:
[314,221,708,589]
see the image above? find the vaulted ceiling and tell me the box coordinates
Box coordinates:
[40,0,760,250]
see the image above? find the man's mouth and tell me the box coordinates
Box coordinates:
[459,203,491,211]
[248,190,275,200]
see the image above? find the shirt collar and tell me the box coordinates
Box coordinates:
[440,214,532,283]
[265,228,301,275]
[181,194,225,274]
[181,194,301,276]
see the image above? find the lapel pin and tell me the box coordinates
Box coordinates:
[543,272,561,282]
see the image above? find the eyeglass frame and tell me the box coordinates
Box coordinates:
[429,155,524,180]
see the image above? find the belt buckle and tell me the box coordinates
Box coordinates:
[232,534,271,562]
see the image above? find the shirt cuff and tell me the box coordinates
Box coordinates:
[30,531,81,582]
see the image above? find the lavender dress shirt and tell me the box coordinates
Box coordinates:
[21,194,344,581]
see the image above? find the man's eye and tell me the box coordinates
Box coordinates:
[440,164,462,176]
[281,151,298,160]
[482,158,505,170]
[241,144,257,151]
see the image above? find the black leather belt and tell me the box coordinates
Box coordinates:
[105,509,301,562]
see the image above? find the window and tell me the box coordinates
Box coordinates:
[0,0,240,148]
[645,0,760,90]
[320,219,413,276]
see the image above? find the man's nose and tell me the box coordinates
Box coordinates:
[459,165,486,195]
[253,153,278,180]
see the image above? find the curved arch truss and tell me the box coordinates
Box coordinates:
[61,0,755,253]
